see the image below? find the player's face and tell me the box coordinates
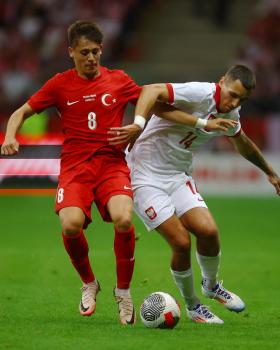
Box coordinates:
[219,77,251,113]
[68,36,102,79]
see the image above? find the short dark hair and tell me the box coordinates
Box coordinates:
[225,64,256,91]
[68,20,103,47]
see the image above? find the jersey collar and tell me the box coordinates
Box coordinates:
[214,83,221,113]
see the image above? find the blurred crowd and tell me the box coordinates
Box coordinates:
[237,0,280,113]
[0,0,145,120]
[0,0,279,136]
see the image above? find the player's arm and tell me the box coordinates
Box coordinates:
[152,102,237,131]
[108,84,237,145]
[1,103,34,155]
[229,130,280,196]
[132,84,203,127]
[134,84,237,130]
[108,84,169,145]
[135,84,170,118]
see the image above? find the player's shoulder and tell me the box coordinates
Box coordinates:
[101,66,133,81]
[48,69,76,84]
[186,81,214,95]
[172,81,214,102]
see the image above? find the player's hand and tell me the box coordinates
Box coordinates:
[108,124,142,148]
[267,174,280,196]
[206,118,238,131]
[1,137,19,155]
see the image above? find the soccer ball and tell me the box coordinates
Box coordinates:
[140,292,180,329]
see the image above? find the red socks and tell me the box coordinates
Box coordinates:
[62,230,95,284]
[63,227,136,288]
[114,226,135,289]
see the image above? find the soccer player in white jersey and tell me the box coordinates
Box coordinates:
[110,65,280,324]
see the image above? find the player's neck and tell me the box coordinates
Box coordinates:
[76,69,101,81]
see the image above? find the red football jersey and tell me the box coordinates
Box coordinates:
[28,66,141,165]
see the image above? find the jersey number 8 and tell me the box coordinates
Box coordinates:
[88,112,97,130]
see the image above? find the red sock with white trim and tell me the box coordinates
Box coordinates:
[62,230,95,284]
[114,226,135,289]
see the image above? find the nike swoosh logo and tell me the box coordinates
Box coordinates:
[124,185,132,190]
[67,100,79,106]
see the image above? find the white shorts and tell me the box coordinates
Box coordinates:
[132,173,207,231]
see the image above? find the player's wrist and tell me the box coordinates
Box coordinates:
[133,115,146,130]
[195,118,207,129]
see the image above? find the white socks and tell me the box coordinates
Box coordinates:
[171,268,200,310]
[196,251,221,290]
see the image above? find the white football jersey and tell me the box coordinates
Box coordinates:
[128,82,241,177]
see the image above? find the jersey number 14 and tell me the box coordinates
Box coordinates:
[179,131,197,149]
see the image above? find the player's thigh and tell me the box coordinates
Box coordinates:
[180,207,219,239]
[171,176,208,218]
[156,214,191,253]
[107,194,133,222]
[94,169,133,222]
[133,185,175,232]
[171,176,218,237]
[55,178,94,228]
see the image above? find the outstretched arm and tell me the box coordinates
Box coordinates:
[107,84,168,146]
[1,103,34,155]
[134,84,236,130]
[229,130,280,195]
[108,84,237,146]
[152,102,237,131]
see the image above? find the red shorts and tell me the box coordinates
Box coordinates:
[55,152,133,228]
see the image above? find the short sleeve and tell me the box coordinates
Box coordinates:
[120,72,142,105]
[28,74,59,113]
[171,82,212,105]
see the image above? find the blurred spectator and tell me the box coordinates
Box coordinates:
[237,0,280,113]
[192,0,233,28]
[0,0,145,132]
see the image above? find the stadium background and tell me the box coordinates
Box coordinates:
[0,1,279,349]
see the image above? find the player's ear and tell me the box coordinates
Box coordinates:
[68,47,74,58]
[219,76,225,85]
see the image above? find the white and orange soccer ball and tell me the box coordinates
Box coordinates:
[140,292,180,329]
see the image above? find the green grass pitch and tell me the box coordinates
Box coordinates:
[0,195,279,350]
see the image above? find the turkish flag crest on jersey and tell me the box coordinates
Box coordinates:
[145,206,157,220]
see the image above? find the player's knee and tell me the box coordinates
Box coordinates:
[61,217,84,235]
[199,225,219,241]
[172,236,191,255]
[113,214,132,232]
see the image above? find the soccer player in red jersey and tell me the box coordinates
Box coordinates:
[1,20,144,325]
[1,20,237,325]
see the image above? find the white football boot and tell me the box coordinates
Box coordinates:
[187,304,224,324]
[113,288,136,325]
[202,279,245,312]
[79,280,101,316]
